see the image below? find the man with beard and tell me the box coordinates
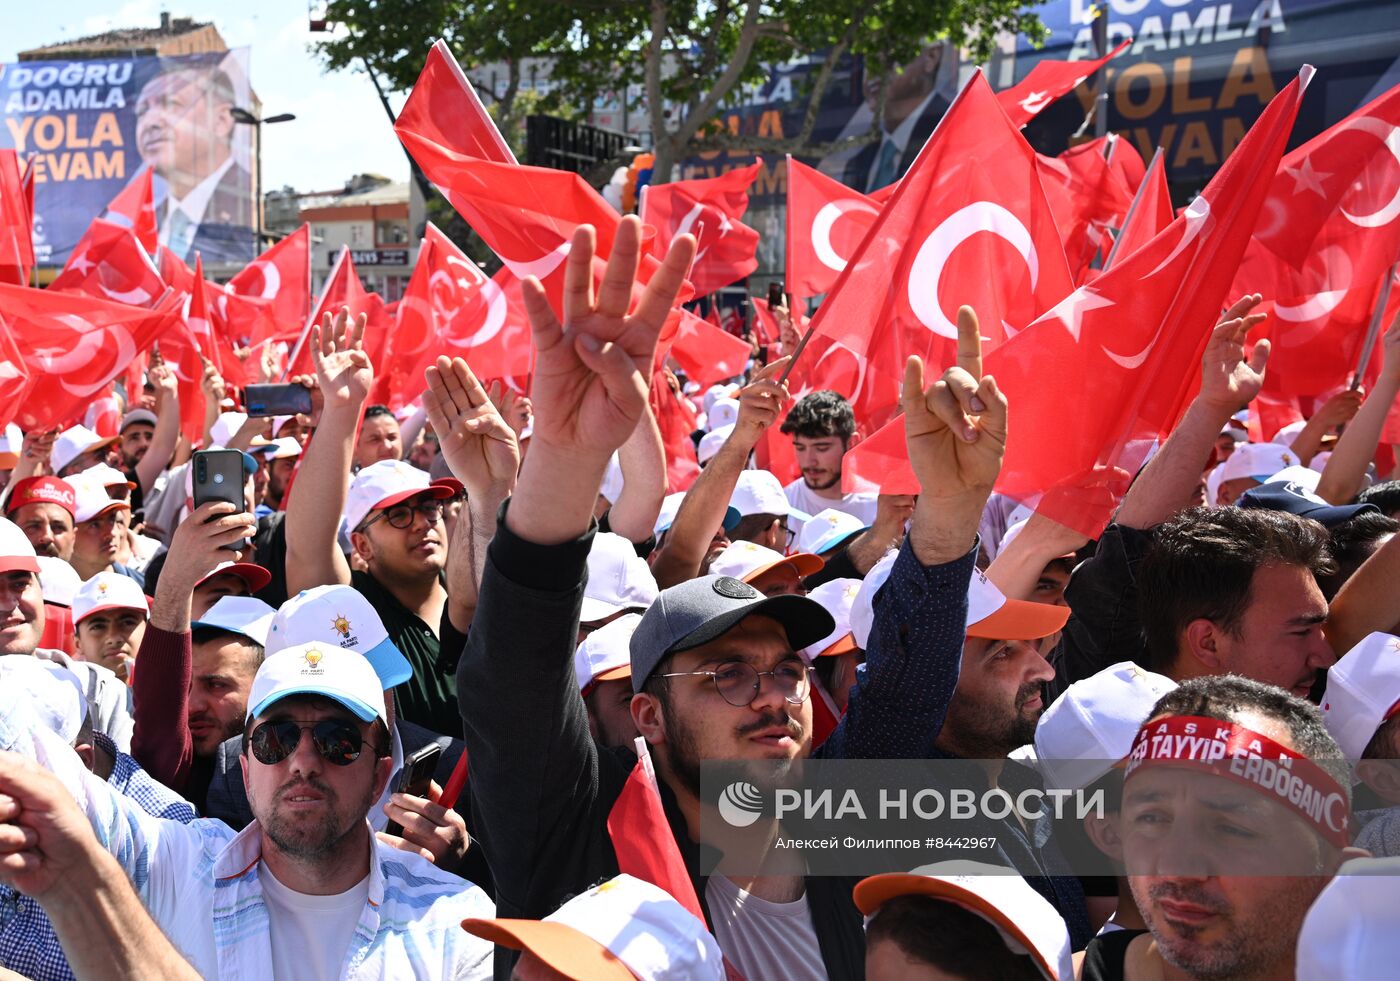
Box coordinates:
[118,363,181,513]
[780,391,878,525]
[458,221,994,979]
[0,641,494,979]
[4,478,76,562]
[1079,675,1364,981]
[259,437,301,514]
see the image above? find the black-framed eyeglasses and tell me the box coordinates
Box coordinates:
[360,498,445,532]
[657,658,811,707]
[248,720,367,767]
[781,519,796,550]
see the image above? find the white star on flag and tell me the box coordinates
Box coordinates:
[1284,156,1330,198]
[1018,90,1052,113]
[1048,286,1114,342]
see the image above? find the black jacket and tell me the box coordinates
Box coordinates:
[458,504,977,980]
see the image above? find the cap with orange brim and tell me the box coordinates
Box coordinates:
[965,571,1068,641]
[461,919,634,981]
[708,540,824,586]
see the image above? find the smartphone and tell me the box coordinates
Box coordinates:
[244,383,312,418]
[385,743,444,837]
[192,449,247,551]
[767,281,785,310]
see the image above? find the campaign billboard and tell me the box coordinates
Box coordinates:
[0,48,256,268]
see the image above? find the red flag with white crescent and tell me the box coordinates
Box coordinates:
[227,224,312,344]
[1036,137,1135,283]
[641,162,762,296]
[785,158,880,300]
[285,247,374,378]
[103,167,159,255]
[52,220,167,307]
[995,39,1132,129]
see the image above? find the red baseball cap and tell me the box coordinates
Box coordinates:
[4,477,77,518]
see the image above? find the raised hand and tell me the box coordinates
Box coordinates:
[731,356,792,448]
[424,356,520,500]
[311,307,371,413]
[520,216,694,460]
[901,306,1008,500]
[1199,294,1269,410]
[486,380,532,438]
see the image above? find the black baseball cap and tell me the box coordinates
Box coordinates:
[1237,480,1377,529]
[629,575,835,693]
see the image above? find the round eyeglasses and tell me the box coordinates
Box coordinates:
[656,658,811,707]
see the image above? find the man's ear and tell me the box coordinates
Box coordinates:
[372,754,394,802]
[1084,811,1124,865]
[1183,618,1227,673]
[631,692,665,746]
[1356,758,1400,803]
[349,529,373,565]
[73,742,95,771]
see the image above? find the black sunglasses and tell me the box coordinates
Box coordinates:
[248,720,367,767]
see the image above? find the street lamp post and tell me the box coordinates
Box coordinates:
[231,107,296,254]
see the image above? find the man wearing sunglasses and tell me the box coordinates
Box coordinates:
[457,221,997,979]
[0,640,494,979]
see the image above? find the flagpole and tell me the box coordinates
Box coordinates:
[1102,146,1163,272]
[1350,260,1399,390]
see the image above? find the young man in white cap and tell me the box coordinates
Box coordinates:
[0,640,495,979]
[1081,675,1364,981]
[575,613,642,749]
[48,426,118,480]
[1320,631,1400,856]
[67,479,141,586]
[285,311,521,737]
[462,873,725,981]
[803,578,864,716]
[70,572,148,682]
[457,222,999,979]
[779,390,878,525]
[259,436,301,515]
[0,518,134,751]
[855,863,1073,980]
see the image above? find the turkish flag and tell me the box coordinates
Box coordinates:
[103,167,159,255]
[227,224,312,345]
[1108,136,1147,197]
[375,223,535,409]
[285,247,374,377]
[0,285,182,430]
[0,313,34,431]
[1104,148,1173,271]
[996,39,1132,128]
[750,296,779,345]
[650,368,701,493]
[1251,81,1400,282]
[83,391,122,438]
[157,246,197,295]
[642,162,762,296]
[661,307,752,389]
[1036,137,1135,282]
[789,69,1073,436]
[606,740,705,923]
[0,150,34,286]
[52,220,169,307]
[186,256,247,389]
[846,68,1312,536]
[785,157,880,299]
[395,42,651,310]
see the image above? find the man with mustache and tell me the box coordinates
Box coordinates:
[457,220,997,979]
[780,390,878,526]
[1080,675,1365,980]
[4,478,76,562]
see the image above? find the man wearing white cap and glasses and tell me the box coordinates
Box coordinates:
[48,426,119,480]
[0,640,495,979]
[285,310,521,738]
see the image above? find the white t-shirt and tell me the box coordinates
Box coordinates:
[260,862,371,981]
[706,874,825,981]
[784,478,879,527]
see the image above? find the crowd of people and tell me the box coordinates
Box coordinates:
[0,216,1395,980]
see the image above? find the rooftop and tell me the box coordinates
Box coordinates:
[19,14,218,59]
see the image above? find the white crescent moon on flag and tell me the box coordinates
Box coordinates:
[34,317,137,397]
[811,199,879,272]
[243,259,281,299]
[1274,289,1347,322]
[1340,119,1400,228]
[499,241,572,281]
[1143,196,1211,279]
[675,203,714,262]
[907,201,1039,340]
[97,281,154,305]
[457,277,508,349]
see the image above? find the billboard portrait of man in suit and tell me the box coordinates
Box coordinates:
[134,53,256,264]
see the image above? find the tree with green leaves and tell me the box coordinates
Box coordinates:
[316,0,1045,184]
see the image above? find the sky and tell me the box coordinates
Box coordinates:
[1,0,411,192]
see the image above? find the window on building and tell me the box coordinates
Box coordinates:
[376,219,409,245]
[350,224,365,246]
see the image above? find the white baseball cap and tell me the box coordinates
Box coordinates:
[1034,662,1177,794]
[582,533,659,624]
[0,657,88,744]
[1272,420,1308,446]
[71,572,149,624]
[797,509,866,556]
[703,383,739,414]
[850,553,1069,650]
[51,425,118,475]
[697,424,733,465]
[246,640,388,725]
[270,415,296,437]
[0,517,40,575]
[1216,442,1299,484]
[854,862,1073,980]
[574,612,641,693]
[197,560,273,595]
[36,556,81,607]
[730,469,800,519]
[462,873,725,981]
[266,436,302,461]
[1296,857,1400,979]
[344,460,455,533]
[708,539,823,585]
[77,463,135,491]
[193,595,277,647]
[707,397,740,432]
[267,585,413,689]
[653,492,740,539]
[802,578,863,660]
[1321,631,1400,759]
[1263,464,1321,493]
[209,412,248,448]
[0,422,21,468]
[70,475,131,524]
